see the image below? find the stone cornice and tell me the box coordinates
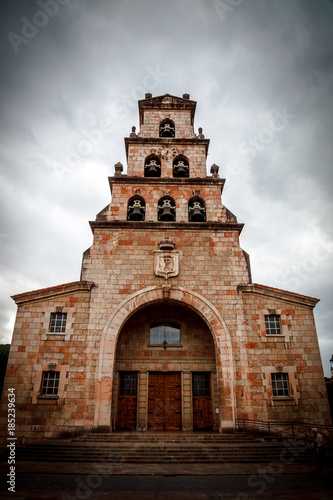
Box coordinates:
[237,283,319,308]
[109,176,225,191]
[124,137,210,159]
[89,220,244,233]
[12,281,95,305]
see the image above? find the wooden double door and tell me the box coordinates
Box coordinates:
[148,372,182,431]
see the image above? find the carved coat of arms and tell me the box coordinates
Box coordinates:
[154,237,179,280]
[154,252,179,280]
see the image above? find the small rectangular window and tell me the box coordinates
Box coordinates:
[40,371,60,395]
[49,312,67,333]
[271,373,289,397]
[193,373,210,396]
[265,314,281,335]
[150,323,181,345]
[119,372,137,396]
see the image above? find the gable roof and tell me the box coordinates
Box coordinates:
[138,93,197,125]
[12,281,94,305]
[238,283,319,308]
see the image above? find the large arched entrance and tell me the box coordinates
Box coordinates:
[111,302,218,431]
[94,286,235,433]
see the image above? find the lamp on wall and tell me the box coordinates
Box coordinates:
[330,355,333,377]
[163,341,168,350]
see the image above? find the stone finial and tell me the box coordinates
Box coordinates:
[198,127,205,139]
[130,126,137,137]
[114,162,123,177]
[210,164,219,179]
[158,237,175,251]
[183,93,190,99]
[145,93,152,98]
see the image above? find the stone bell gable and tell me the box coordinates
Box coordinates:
[0,93,330,444]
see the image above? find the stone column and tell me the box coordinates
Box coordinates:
[137,366,148,431]
[182,368,193,431]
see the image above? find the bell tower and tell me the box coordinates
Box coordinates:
[83,92,250,433]
[90,92,243,227]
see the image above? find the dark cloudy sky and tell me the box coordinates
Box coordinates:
[1,0,332,375]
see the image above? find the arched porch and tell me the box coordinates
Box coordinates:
[94,286,235,433]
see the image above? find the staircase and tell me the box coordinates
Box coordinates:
[7,433,312,464]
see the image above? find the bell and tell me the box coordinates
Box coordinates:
[174,161,188,177]
[174,165,186,177]
[145,160,160,177]
[160,206,174,221]
[160,124,174,137]
[191,207,205,222]
[146,165,159,176]
[130,206,144,221]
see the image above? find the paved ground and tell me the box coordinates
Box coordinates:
[0,464,332,500]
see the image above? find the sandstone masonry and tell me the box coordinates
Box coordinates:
[0,93,330,444]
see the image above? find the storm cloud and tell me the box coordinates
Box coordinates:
[0,0,332,375]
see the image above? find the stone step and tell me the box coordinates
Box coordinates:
[15,446,305,452]
[72,433,254,441]
[1,433,311,465]
[14,446,311,463]
[13,455,311,463]
[16,447,296,454]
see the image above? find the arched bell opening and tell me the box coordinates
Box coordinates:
[127,196,145,221]
[111,302,218,432]
[188,197,206,222]
[173,155,189,178]
[144,155,161,177]
[159,118,175,138]
[157,196,176,222]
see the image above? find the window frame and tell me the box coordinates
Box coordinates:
[264,314,281,335]
[149,322,181,346]
[49,312,67,333]
[192,372,211,396]
[39,370,60,396]
[119,372,138,396]
[271,372,290,398]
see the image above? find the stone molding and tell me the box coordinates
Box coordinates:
[90,220,244,233]
[125,137,210,158]
[109,176,225,188]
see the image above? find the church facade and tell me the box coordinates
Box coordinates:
[1,94,331,443]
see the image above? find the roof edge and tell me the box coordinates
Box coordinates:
[237,283,319,308]
[11,281,95,305]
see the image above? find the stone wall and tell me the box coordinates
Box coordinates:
[0,285,96,444]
